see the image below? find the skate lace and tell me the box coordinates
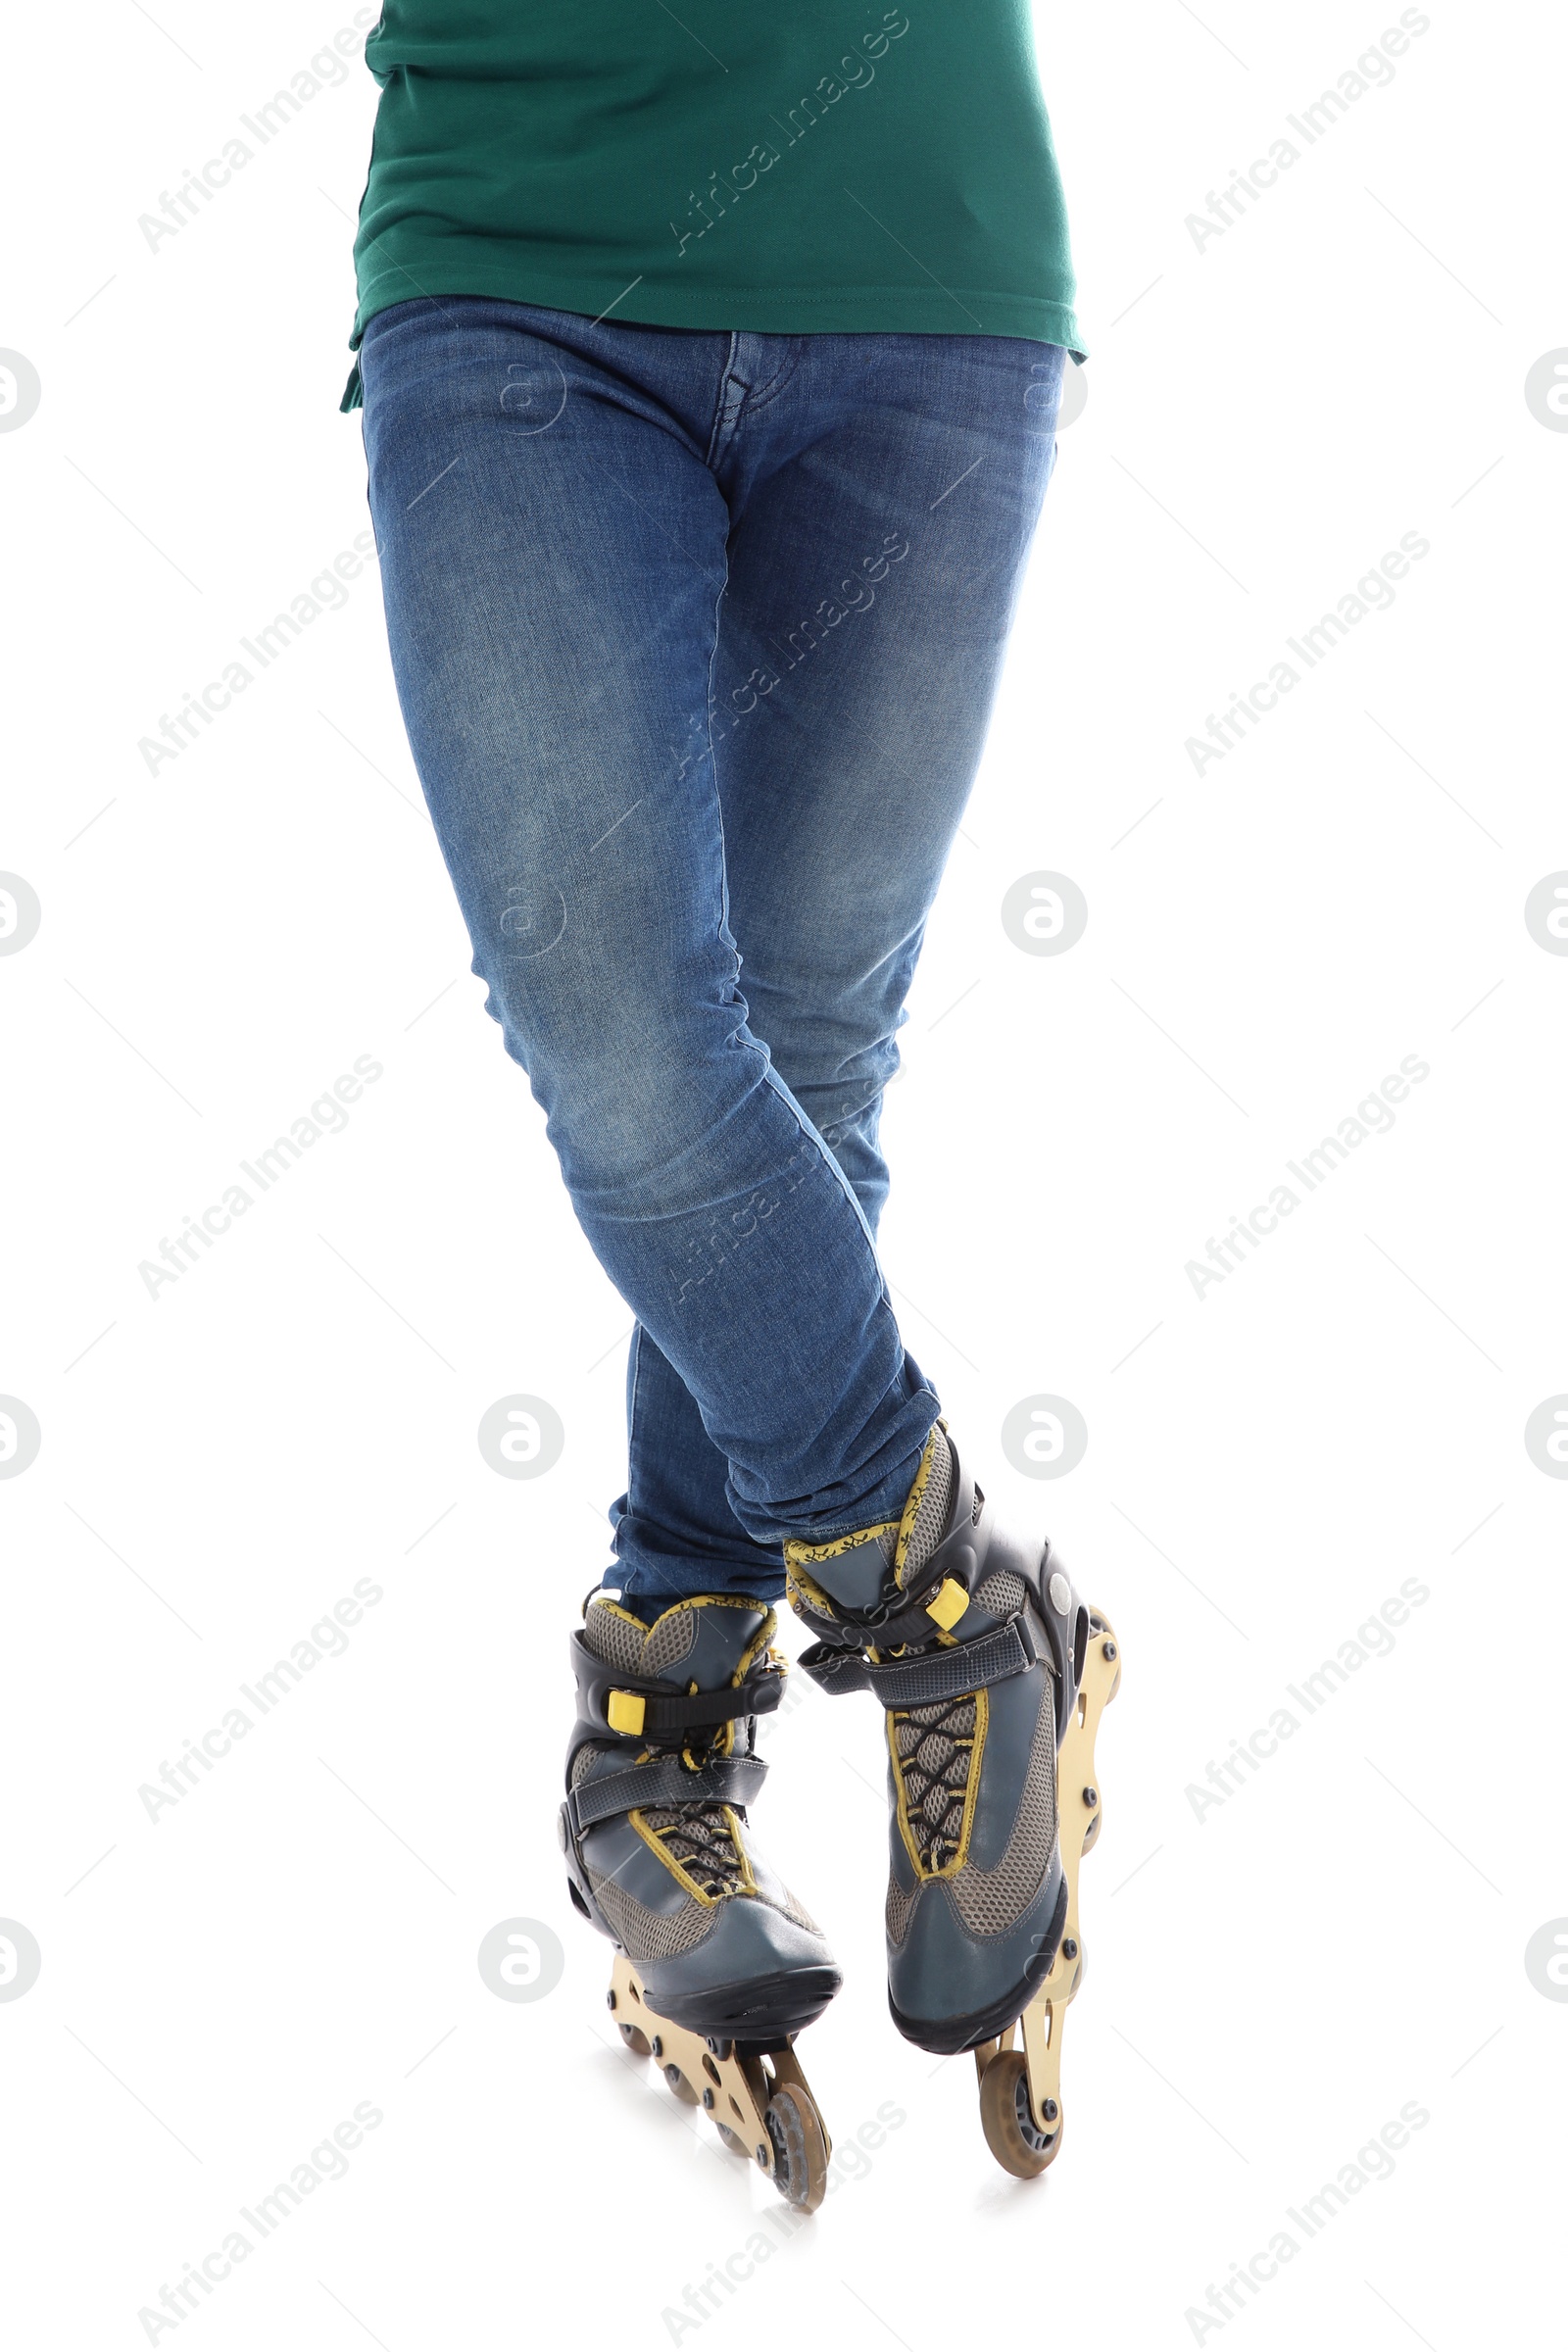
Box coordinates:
[638,1799,750,1901]
[631,1715,756,1902]
[891,1691,978,1873]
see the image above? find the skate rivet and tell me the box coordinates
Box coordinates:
[1049,1570,1071,1616]
[651,2034,663,2059]
[1062,1937,1078,1960]
[1043,2099,1059,2122]
[703,2089,714,2110]
[757,2146,768,2169]
[607,1989,616,2011]
[1083,1787,1099,1808]
[1102,1641,1117,1661]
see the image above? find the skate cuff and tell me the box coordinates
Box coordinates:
[800,1618,1037,1706]
[566,1753,768,1837]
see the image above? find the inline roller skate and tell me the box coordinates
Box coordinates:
[561,1591,840,2208]
[784,1424,1120,2175]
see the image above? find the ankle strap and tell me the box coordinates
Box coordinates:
[798,1614,1039,1706]
[566,1751,767,1838]
[569,1631,785,1740]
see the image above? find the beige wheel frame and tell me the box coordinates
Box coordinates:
[609,1956,833,2210]
[973,1610,1121,2172]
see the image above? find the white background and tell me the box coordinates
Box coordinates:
[3,1,1564,2346]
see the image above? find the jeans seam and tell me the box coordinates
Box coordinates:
[624,1320,646,1521]
[750,1054,881,1256]
[701,529,735,954]
[704,332,745,470]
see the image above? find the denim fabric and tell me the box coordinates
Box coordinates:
[359,298,1063,1602]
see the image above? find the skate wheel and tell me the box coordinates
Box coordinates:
[764,2083,830,2213]
[663,2063,701,2105]
[1082,1806,1101,1855]
[714,2123,750,2158]
[978,2050,1061,2179]
[617,2023,653,2057]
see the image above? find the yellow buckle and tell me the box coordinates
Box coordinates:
[925,1577,970,1633]
[607,1690,646,1735]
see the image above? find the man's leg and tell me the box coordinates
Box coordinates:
[719,334,1064,1207]
[360,298,939,1586]
[362,299,857,2081]
[597,333,1102,2095]
[612,332,1066,1601]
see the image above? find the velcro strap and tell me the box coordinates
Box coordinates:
[568,1753,767,1838]
[570,1630,787,1739]
[617,1673,782,1736]
[803,1621,1037,1707]
[798,1642,875,1696]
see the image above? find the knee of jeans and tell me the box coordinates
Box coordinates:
[769,1020,900,1133]
[558,1056,775,1210]
[486,969,770,1207]
[783,1080,887,1221]
[751,954,908,1089]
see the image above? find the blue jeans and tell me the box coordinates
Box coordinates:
[360,298,1063,1605]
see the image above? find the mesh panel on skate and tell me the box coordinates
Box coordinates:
[640,1606,699,1677]
[779,1883,823,1936]
[893,1692,977,1871]
[884,1872,920,1947]
[972,1569,1026,1621]
[948,1690,1058,1938]
[571,1742,612,1788]
[581,1601,648,1676]
[900,1427,955,1583]
[587,1868,716,1963]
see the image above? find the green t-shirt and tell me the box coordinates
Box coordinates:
[343,3,1080,407]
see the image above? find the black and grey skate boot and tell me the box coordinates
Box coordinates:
[784,1424,1121,2176]
[561,1591,840,2207]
